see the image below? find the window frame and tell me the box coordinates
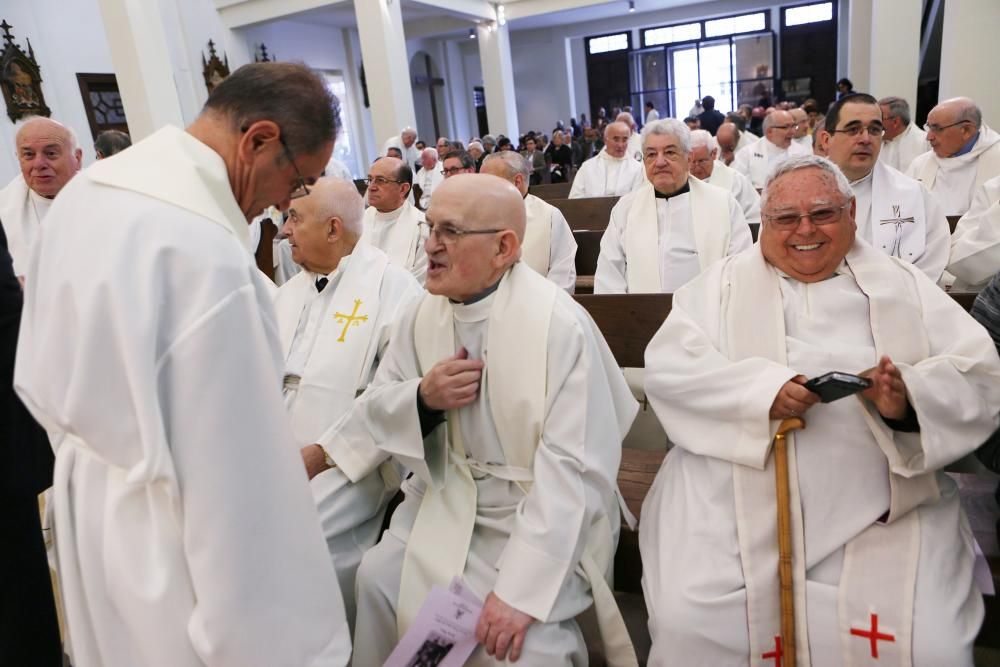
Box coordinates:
[781,1,835,28]
[641,10,771,48]
[587,31,632,55]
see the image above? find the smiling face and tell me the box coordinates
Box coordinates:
[765,110,796,150]
[823,101,882,181]
[760,167,856,283]
[16,118,83,198]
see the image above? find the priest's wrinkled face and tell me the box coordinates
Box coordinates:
[366,157,410,212]
[644,132,690,195]
[925,100,977,158]
[822,101,883,181]
[401,129,417,148]
[765,110,796,150]
[16,118,83,199]
[604,122,630,158]
[688,144,716,181]
[423,174,524,302]
[760,164,856,283]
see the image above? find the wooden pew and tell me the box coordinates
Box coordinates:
[573,231,603,294]
[574,291,997,664]
[550,196,619,231]
[529,181,572,200]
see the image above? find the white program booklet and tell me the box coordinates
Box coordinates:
[383,578,484,667]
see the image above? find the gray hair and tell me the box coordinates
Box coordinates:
[468,141,484,153]
[401,126,417,137]
[15,116,80,153]
[482,134,497,146]
[641,118,691,153]
[954,98,983,129]
[877,96,910,126]
[761,155,854,211]
[688,129,717,153]
[420,147,438,161]
[482,150,530,180]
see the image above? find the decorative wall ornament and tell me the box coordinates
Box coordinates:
[0,20,51,122]
[202,40,230,93]
[254,43,274,63]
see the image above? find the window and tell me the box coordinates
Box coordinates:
[644,22,701,47]
[320,72,359,178]
[588,33,629,55]
[785,2,833,26]
[705,12,767,38]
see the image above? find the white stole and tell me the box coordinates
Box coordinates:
[522,193,554,277]
[869,162,928,261]
[724,241,934,666]
[402,263,639,666]
[623,179,730,293]
[363,201,422,270]
[915,126,1000,193]
[275,242,389,444]
[0,175,42,276]
[708,161,734,193]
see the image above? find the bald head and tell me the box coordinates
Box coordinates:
[15,117,82,198]
[431,174,525,241]
[283,177,364,274]
[301,177,364,238]
[604,122,631,158]
[764,110,795,149]
[927,97,982,157]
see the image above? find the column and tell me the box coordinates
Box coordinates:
[354,0,417,148]
[845,0,872,94]
[95,0,186,140]
[477,22,519,139]
[868,0,921,110]
[939,0,1000,123]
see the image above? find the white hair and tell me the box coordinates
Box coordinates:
[468,141,484,152]
[421,147,438,161]
[641,118,691,153]
[14,116,79,153]
[761,154,854,211]
[688,129,717,153]
[482,150,531,180]
[401,126,417,136]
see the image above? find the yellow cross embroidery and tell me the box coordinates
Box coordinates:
[333,299,368,342]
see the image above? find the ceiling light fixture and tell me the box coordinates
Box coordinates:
[497,3,507,26]
[628,0,635,12]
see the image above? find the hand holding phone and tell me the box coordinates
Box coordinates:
[803,371,872,403]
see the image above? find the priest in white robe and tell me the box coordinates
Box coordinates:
[907,97,1000,216]
[878,96,930,174]
[569,121,646,198]
[362,156,428,284]
[383,126,420,173]
[341,174,639,666]
[617,111,644,161]
[689,129,761,225]
[948,173,1000,290]
[414,147,444,210]
[480,150,577,292]
[274,177,423,628]
[733,109,811,189]
[14,63,352,667]
[791,108,812,151]
[641,154,1000,666]
[0,117,82,279]
[595,119,752,294]
[820,93,949,282]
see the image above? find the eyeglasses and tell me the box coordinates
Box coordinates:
[419,220,504,245]
[279,136,310,200]
[832,123,885,138]
[769,124,799,131]
[763,202,851,227]
[924,120,970,134]
[364,176,404,187]
[442,166,468,175]
[643,148,685,162]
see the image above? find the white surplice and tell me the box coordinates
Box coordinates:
[949,173,1000,290]
[14,126,351,667]
[705,160,762,225]
[361,200,428,285]
[627,132,643,162]
[274,241,423,628]
[640,240,1000,667]
[383,136,420,173]
[732,135,812,189]
[341,264,638,666]
[0,174,52,277]
[849,161,950,282]
[523,193,578,292]
[907,126,1000,216]
[568,148,646,199]
[594,179,752,294]
[415,163,443,210]
[879,124,930,174]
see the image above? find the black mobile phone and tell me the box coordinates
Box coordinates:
[803,371,872,403]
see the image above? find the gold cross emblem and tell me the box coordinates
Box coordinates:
[333,299,368,342]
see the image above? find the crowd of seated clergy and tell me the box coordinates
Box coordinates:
[4,59,1000,667]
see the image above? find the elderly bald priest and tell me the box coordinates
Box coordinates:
[274,177,422,628]
[640,155,1000,665]
[335,174,639,665]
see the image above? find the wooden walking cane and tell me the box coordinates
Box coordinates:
[774,416,805,667]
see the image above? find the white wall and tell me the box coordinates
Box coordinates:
[0,0,115,184]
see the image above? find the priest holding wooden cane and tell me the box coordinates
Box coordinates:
[640,154,1000,666]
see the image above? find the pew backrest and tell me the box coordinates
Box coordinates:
[529,181,572,200]
[550,196,619,231]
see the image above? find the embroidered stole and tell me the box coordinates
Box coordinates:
[869,163,928,262]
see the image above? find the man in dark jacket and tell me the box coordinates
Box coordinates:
[697,95,726,136]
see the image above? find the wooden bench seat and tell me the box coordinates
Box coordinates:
[528,181,572,200]
[550,196,619,231]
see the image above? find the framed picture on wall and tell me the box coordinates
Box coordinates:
[76,73,129,140]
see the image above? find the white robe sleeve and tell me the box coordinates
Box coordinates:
[726,195,753,254]
[493,300,623,621]
[948,176,1000,287]
[159,286,352,666]
[885,265,1000,473]
[410,224,429,286]
[731,145,753,180]
[914,184,950,282]
[593,197,630,294]
[547,207,578,292]
[568,160,593,199]
[643,262,797,469]
[732,169,762,225]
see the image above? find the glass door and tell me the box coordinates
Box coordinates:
[667,44,700,118]
[697,39,736,113]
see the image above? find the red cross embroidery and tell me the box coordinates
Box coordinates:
[850,613,896,658]
[761,635,783,667]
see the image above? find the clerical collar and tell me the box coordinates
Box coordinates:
[450,276,502,305]
[374,204,406,222]
[951,131,980,157]
[655,180,690,200]
[310,255,348,292]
